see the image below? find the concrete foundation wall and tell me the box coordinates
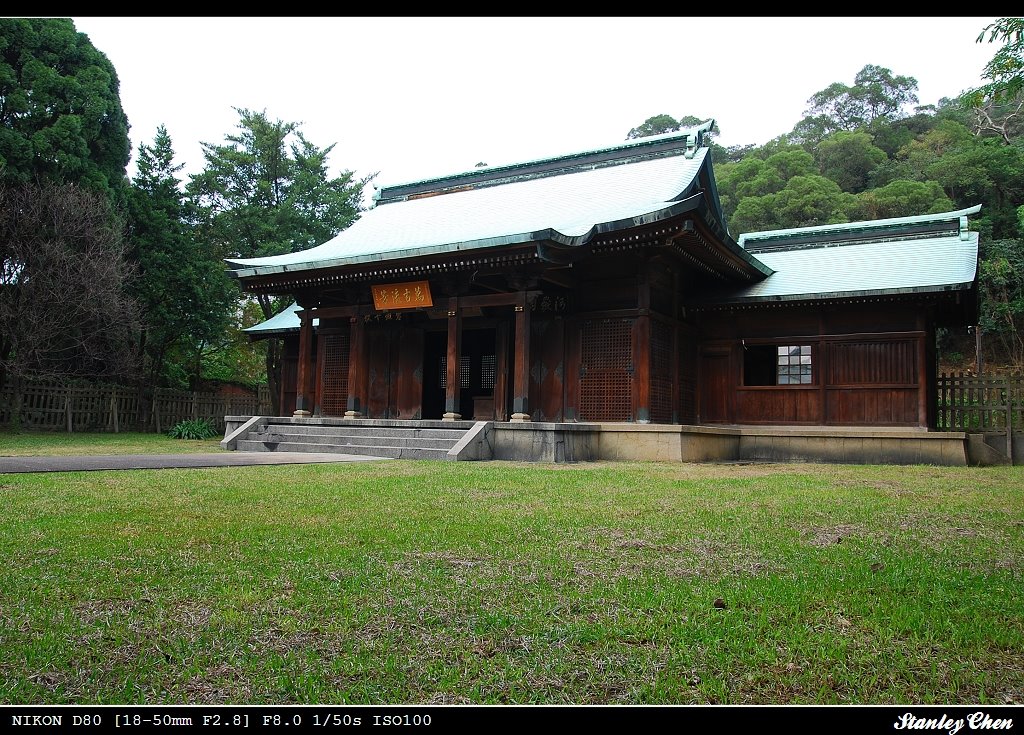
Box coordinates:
[737,429,967,466]
[225,415,972,466]
[596,424,740,462]
[490,423,601,462]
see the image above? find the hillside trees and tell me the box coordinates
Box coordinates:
[626,37,1024,368]
[962,17,1024,369]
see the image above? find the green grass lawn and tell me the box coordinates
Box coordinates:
[0,430,224,456]
[0,459,1021,705]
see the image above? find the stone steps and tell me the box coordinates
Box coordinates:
[229,418,484,460]
[262,425,467,442]
[234,439,451,460]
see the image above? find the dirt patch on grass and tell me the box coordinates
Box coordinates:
[576,527,777,580]
[802,524,866,548]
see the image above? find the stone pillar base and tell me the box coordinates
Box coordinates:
[343,411,363,419]
[442,412,462,422]
[292,409,311,418]
[510,413,530,423]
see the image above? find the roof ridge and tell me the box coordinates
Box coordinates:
[373,120,716,205]
[738,205,982,248]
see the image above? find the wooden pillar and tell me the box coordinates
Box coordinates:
[818,312,828,426]
[345,316,365,418]
[564,318,580,422]
[635,261,651,423]
[294,308,314,416]
[494,319,510,421]
[443,297,462,421]
[511,292,531,422]
[917,315,928,428]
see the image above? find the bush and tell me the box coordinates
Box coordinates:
[166,418,218,440]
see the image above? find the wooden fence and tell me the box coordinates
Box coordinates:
[0,378,272,433]
[936,372,1023,434]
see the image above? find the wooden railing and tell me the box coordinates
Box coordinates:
[0,378,272,433]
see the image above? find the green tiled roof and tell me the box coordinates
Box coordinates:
[243,302,315,338]
[225,122,762,278]
[707,206,981,304]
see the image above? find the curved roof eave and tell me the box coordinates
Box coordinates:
[227,191,770,280]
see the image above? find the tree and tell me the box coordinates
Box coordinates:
[187,108,372,414]
[978,234,1024,370]
[125,125,233,400]
[855,180,953,220]
[626,114,682,139]
[799,64,919,138]
[958,19,1024,146]
[962,18,1024,108]
[716,147,815,223]
[816,131,888,193]
[0,182,140,425]
[0,18,130,197]
[728,175,858,234]
[626,114,719,140]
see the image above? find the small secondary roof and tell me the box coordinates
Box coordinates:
[705,206,981,304]
[243,302,317,338]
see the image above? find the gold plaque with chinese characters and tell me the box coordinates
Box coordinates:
[371,281,433,310]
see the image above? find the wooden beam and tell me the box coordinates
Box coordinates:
[457,290,542,310]
[308,305,372,320]
[512,292,531,421]
[538,268,576,290]
[444,298,462,420]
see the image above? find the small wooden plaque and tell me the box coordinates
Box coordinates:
[371,281,433,310]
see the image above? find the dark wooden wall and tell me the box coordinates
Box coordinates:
[696,304,933,427]
[278,252,943,430]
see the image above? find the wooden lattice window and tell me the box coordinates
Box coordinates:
[579,318,634,422]
[480,354,496,390]
[678,333,697,423]
[650,319,674,423]
[439,355,471,389]
[320,332,350,416]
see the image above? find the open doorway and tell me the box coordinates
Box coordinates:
[422,328,498,419]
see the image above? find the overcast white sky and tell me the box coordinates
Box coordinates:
[70,16,1001,199]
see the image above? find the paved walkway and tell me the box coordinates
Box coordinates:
[0,452,391,474]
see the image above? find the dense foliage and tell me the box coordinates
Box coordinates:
[0,19,371,428]
[633,21,1024,371]
[186,107,371,412]
[0,19,140,418]
[0,18,130,197]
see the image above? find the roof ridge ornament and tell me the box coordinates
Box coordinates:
[684,118,715,159]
